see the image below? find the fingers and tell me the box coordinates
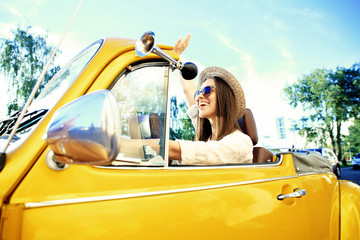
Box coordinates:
[181,33,190,52]
[183,33,191,46]
[174,37,183,54]
[174,33,191,55]
[176,37,183,46]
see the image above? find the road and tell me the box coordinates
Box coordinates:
[339,167,360,185]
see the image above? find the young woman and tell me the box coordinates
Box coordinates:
[168,34,253,165]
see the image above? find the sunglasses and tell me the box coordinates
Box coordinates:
[194,85,216,101]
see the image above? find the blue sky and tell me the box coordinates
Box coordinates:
[0,0,359,147]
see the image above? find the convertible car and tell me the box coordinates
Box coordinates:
[0,32,359,239]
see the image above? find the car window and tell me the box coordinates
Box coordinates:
[168,71,195,141]
[328,150,336,158]
[109,62,169,167]
[323,150,330,157]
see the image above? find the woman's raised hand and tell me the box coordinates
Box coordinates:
[174,33,191,56]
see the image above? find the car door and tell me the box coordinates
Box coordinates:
[8,59,322,239]
[298,172,340,239]
[9,157,314,239]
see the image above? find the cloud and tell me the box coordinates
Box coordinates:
[0,22,15,38]
[273,20,288,31]
[214,32,258,83]
[267,3,324,20]
[297,8,324,19]
[8,6,24,18]
[0,0,46,22]
[274,41,294,64]
[280,49,293,61]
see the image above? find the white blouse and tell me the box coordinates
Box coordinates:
[176,105,253,165]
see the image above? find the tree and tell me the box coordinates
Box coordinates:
[169,96,195,140]
[283,68,335,146]
[283,63,360,161]
[331,63,360,119]
[0,25,60,116]
[330,63,360,160]
[344,119,360,157]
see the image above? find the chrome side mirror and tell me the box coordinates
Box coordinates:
[45,90,120,165]
[135,31,198,80]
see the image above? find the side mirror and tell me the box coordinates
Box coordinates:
[45,90,120,165]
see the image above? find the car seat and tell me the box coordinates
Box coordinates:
[237,109,274,163]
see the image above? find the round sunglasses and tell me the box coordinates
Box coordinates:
[194,85,216,101]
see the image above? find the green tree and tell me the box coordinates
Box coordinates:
[330,63,360,160]
[283,63,360,160]
[0,25,60,116]
[170,96,195,140]
[344,119,360,157]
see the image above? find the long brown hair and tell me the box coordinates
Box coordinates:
[195,76,240,141]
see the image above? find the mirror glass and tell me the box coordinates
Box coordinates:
[45,90,120,165]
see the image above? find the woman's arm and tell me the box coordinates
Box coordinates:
[179,73,197,107]
[174,34,197,108]
[169,140,182,162]
[177,131,253,165]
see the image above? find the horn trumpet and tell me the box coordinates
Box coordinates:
[135,31,197,80]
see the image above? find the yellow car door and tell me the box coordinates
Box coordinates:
[9,153,315,239]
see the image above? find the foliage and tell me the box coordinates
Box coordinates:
[0,25,60,116]
[283,63,360,160]
[344,119,360,156]
[169,96,195,140]
[283,68,334,146]
[331,63,360,120]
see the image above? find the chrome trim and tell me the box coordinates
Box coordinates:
[298,171,334,176]
[298,172,321,176]
[96,154,283,170]
[45,149,70,171]
[163,67,171,168]
[97,163,278,170]
[277,188,306,200]
[24,174,297,209]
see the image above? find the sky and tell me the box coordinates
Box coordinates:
[0,0,359,148]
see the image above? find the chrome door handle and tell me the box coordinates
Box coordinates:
[277,189,306,200]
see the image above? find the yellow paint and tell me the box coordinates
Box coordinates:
[340,180,360,240]
[0,37,358,239]
[5,153,337,239]
[1,204,23,240]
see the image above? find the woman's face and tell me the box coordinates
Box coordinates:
[197,78,217,121]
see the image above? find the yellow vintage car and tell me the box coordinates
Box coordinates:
[0,32,360,239]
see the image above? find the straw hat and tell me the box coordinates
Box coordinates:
[199,66,246,118]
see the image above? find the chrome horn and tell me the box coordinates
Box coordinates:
[135,31,197,80]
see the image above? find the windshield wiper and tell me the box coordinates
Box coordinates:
[0,109,48,137]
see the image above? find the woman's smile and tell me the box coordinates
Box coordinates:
[198,101,209,108]
[197,78,217,121]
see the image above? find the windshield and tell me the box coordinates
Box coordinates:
[31,40,102,110]
[0,40,102,152]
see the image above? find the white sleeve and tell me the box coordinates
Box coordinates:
[186,104,198,128]
[176,131,253,165]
